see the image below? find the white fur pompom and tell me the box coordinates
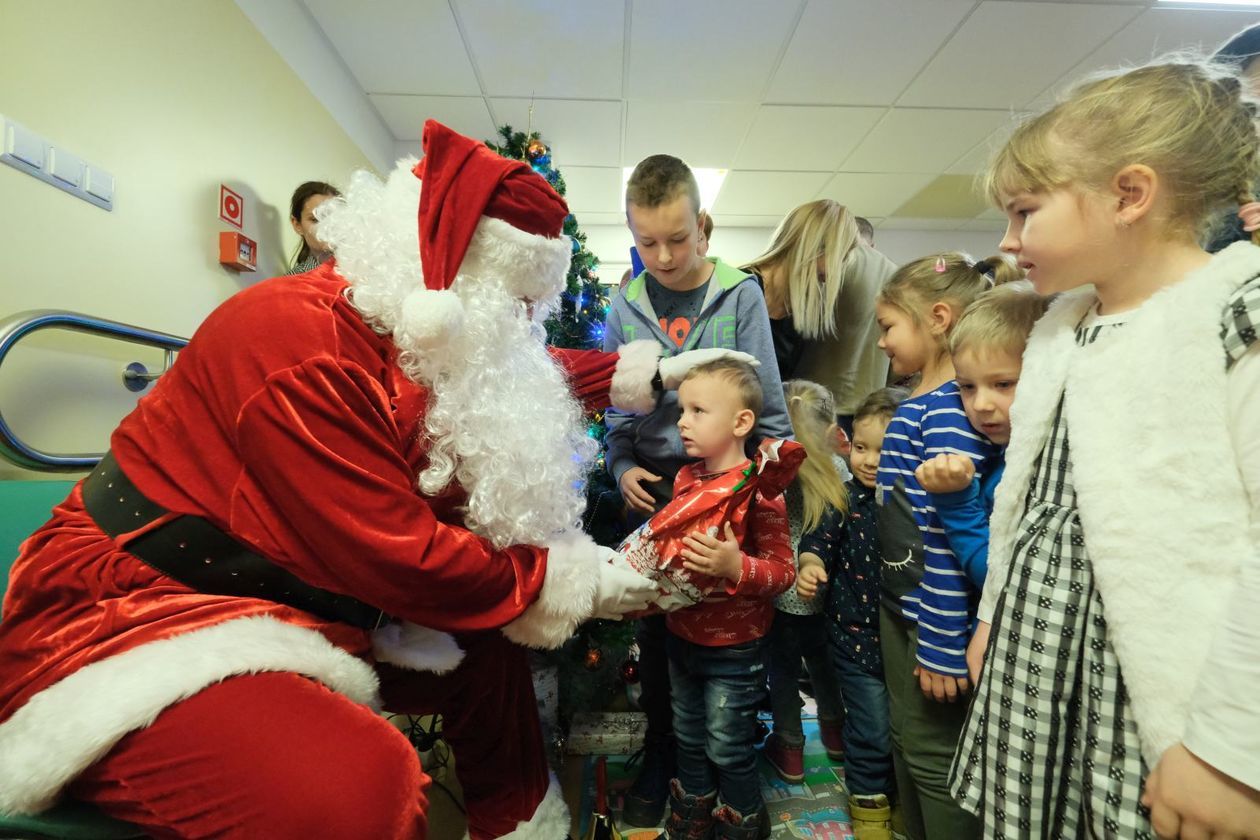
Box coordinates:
[397,288,464,351]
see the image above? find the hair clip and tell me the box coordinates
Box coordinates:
[933,256,947,273]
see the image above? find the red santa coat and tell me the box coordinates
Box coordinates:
[0,263,627,814]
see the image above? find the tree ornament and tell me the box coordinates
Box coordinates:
[619,658,639,684]
[527,138,548,160]
[584,646,604,670]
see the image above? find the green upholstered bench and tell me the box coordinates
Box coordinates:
[0,479,147,839]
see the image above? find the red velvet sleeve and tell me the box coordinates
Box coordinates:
[726,492,795,598]
[549,347,617,412]
[231,355,546,632]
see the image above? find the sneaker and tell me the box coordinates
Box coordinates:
[848,794,892,840]
[762,732,804,784]
[890,803,907,840]
[622,732,676,826]
[817,717,845,762]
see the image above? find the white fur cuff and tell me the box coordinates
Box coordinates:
[609,340,663,414]
[496,777,569,840]
[502,532,601,649]
[372,622,465,674]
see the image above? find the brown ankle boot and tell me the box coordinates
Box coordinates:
[663,779,716,840]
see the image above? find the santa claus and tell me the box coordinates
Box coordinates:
[0,121,752,838]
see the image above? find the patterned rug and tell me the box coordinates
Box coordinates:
[577,716,855,840]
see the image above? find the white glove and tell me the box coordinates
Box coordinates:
[658,348,760,390]
[592,561,657,620]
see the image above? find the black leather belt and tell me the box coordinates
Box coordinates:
[81,452,385,630]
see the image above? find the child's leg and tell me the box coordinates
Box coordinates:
[896,618,981,840]
[830,650,893,798]
[625,613,676,824]
[798,612,845,724]
[765,611,806,745]
[881,605,927,840]
[698,638,767,815]
[665,632,717,798]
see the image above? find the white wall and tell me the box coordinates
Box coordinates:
[0,0,377,479]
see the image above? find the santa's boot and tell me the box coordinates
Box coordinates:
[622,730,675,826]
[848,793,893,840]
[712,802,771,840]
[662,779,716,840]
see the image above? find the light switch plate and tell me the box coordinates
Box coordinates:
[0,113,113,211]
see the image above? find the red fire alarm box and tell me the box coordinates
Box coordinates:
[219,231,257,272]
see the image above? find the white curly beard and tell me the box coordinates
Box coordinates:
[316,159,596,549]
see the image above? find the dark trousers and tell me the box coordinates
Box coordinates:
[831,646,895,797]
[766,611,844,743]
[667,633,767,814]
[636,612,674,737]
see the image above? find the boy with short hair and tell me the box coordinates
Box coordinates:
[913,282,1051,598]
[662,359,794,840]
[605,154,792,823]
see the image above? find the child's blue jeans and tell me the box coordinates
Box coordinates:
[666,632,766,814]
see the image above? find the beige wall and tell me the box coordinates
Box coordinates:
[0,0,377,479]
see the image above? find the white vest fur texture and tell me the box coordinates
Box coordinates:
[980,242,1260,767]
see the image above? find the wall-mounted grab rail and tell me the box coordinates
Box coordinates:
[0,310,188,471]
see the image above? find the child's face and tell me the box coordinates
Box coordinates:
[954,346,1022,446]
[850,415,890,489]
[291,193,334,254]
[876,301,932,377]
[627,194,707,290]
[998,186,1115,296]
[676,374,753,462]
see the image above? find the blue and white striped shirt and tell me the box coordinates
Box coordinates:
[876,382,997,676]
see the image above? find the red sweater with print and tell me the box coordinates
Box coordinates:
[664,463,794,646]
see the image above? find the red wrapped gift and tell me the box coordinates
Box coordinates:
[612,438,804,612]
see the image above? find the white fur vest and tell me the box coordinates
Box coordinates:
[978,242,1260,767]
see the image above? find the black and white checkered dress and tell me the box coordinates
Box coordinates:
[950,314,1155,839]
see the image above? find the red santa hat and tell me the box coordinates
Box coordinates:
[398,119,573,349]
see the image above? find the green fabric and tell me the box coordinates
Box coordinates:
[0,481,76,616]
[0,800,146,839]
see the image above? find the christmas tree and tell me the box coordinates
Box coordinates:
[486,126,638,735]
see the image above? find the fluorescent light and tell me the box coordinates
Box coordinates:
[621,166,727,212]
[1156,1,1260,7]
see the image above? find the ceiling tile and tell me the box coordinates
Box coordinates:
[735,106,886,170]
[816,172,937,218]
[488,99,623,167]
[879,216,968,231]
[1030,8,1260,108]
[960,216,1008,232]
[624,101,759,168]
[899,1,1142,109]
[572,211,627,226]
[766,0,976,105]
[370,95,495,141]
[627,0,799,100]
[842,108,1013,173]
[455,0,625,98]
[303,0,481,96]
[711,171,834,216]
[709,214,791,228]
[556,166,624,213]
[894,174,989,219]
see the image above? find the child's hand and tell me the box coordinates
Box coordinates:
[619,466,662,515]
[1143,742,1260,839]
[680,522,743,583]
[967,620,991,686]
[915,453,975,495]
[913,664,970,703]
[796,562,828,600]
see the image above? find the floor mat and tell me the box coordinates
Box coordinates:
[577,716,854,840]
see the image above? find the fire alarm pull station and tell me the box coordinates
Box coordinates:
[219,231,257,272]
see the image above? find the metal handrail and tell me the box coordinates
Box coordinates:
[0,309,188,471]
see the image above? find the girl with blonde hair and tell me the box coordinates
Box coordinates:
[954,59,1260,838]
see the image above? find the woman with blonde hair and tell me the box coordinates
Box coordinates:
[743,200,897,435]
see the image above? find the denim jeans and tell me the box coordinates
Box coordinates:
[766,611,845,745]
[666,632,766,814]
[830,647,895,797]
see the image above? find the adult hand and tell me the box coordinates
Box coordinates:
[797,563,828,600]
[680,522,743,582]
[967,620,991,686]
[915,453,975,495]
[1143,743,1260,839]
[592,563,657,620]
[914,664,970,703]
[619,466,661,515]
[658,348,759,390]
